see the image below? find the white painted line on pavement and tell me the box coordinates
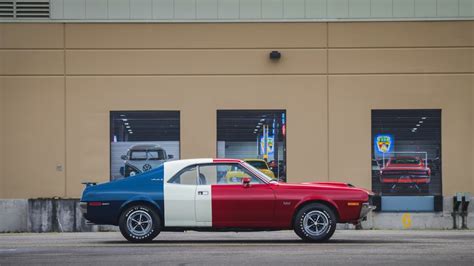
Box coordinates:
[0,249,17,252]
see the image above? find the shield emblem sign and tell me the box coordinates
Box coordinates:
[377,135,392,153]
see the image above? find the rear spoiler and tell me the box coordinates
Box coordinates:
[81,181,98,187]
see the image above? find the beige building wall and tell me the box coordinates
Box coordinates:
[65,76,328,197]
[328,75,472,194]
[1,77,66,198]
[63,22,329,197]
[0,24,66,198]
[327,22,474,194]
[0,22,473,198]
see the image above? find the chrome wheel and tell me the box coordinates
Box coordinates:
[303,210,330,236]
[126,210,153,237]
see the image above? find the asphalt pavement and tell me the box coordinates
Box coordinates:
[0,230,473,265]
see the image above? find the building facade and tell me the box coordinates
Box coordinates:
[0,0,473,230]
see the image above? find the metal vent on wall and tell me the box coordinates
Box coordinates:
[0,0,49,19]
[0,1,13,18]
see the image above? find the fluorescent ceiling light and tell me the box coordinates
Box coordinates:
[421,117,427,120]
[122,119,128,122]
[416,124,420,127]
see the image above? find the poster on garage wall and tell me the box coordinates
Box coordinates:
[110,111,180,180]
[371,109,442,196]
[110,141,180,180]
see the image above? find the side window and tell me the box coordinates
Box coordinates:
[168,166,197,185]
[198,164,263,185]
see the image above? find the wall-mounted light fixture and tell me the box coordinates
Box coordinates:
[269,51,281,60]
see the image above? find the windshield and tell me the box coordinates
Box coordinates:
[130,150,166,160]
[241,162,275,182]
[246,160,268,170]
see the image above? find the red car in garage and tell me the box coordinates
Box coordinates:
[379,156,431,193]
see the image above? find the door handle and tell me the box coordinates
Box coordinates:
[197,191,209,195]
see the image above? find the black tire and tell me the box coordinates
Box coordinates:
[119,204,161,243]
[294,203,337,242]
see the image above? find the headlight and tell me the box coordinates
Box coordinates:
[125,164,140,177]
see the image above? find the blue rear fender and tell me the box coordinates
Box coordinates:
[80,165,165,225]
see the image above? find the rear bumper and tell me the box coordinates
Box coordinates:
[79,201,87,215]
[380,177,430,184]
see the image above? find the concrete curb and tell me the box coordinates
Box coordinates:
[0,199,118,233]
[0,198,472,232]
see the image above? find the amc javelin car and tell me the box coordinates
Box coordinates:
[81,159,375,243]
[379,156,431,193]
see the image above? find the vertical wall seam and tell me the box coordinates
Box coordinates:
[392,0,394,18]
[63,23,67,198]
[326,22,330,182]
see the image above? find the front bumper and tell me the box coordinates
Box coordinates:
[359,202,376,220]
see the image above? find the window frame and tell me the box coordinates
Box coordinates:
[167,165,198,185]
[167,162,270,185]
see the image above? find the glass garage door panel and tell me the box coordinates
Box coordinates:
[110,111,180,180]
[371,109,441,197]
[217,110,287,182]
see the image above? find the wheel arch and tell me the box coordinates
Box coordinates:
[291,199,340,227]
[117,198,163,225]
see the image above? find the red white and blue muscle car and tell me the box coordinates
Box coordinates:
[80,159,374,242]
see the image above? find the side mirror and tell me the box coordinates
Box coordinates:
[242,177,251,188]
[168,154,174,159]
[121,155,128,160]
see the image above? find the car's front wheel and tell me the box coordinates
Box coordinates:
[294,203,337,242]
[119,204,161,243]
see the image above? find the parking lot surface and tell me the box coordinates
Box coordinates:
[0,230,473,265]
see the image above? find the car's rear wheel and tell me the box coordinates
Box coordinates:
[119,204,161,243]
[294,203,337,242]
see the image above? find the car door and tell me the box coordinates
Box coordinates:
[164,165,198,227]
[194,164,213,226]
[197,163,276,228]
